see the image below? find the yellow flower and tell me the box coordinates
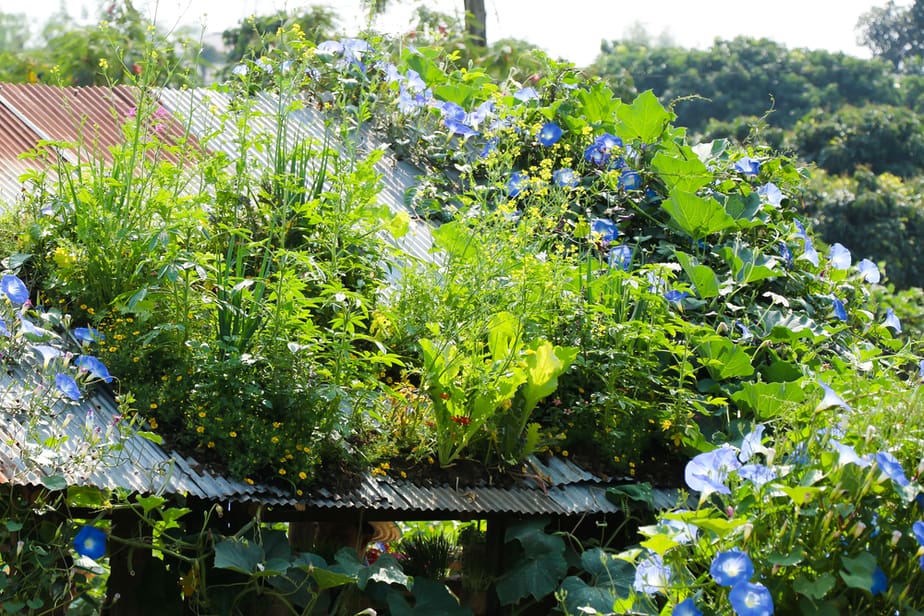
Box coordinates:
[562,450,569,457]
[148,419,158,429]
[298,471,307,480]
[245,477,254,485]
[271,436,279,444]
[229,431,238,438]
[149,403,158,410]
[198,411,206,418]
[278,468,286,476]
[207,441,215,448]
[196,426,204,433]
[660,419,672,431]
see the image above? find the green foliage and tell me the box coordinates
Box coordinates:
[793,104,924,177]
[857,0,924,71]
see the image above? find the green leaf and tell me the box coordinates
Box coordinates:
[4,521,23,532]
[40,475,67,491]
[359,553,409,590]
[652,148,712,193]
[214,539,264,575]
[433,83,477,108]
[135,495,166,515]
[487,312,521,363]
[697,338,754,380]
[606,483,655,509]
[675,251,720,299]
[386,578,472,616]
[720,245,779,285]
[574,81,621,127]
[558,576,617,615]
[781,486,820,505]
[731,381,806,419]
[640,533,678,556]
[387,210,410,239]
[616,90,673,143]
[66,486,106,509]
[723,192,762,226]
[521,341,578,414]
[137,431,164,444]
[839,552,877,591]
[768,546,805,567]
[794,571,834,600]
[497,521,568,605]
[662,190,735,240]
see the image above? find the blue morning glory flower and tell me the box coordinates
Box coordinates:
[830,439,871,468]
[445,119,478,137]
[398,84,428,114]
[758,182,783,205]
[801,236,819,267]
[55,373,81,401]
[778,242,793,267]
[513,87,538,102]
[432,100,466,123]
[875,452,909,487]
[583,133,622,167]
[1,274,29,305]
[685,445,741,495]
[911,520,924,547]
[596,133,622,150]
[883,308,902,333]
[316,40,344,55]
[728,582,773,616]
[0,316,8,337]
[672,598,702,616]
[75,355,113,383]
[480,137,498,158]
[553,168,578,188]
[828,243,851,270]
[739,424,765,463]
[590,218,618,244]
[737,464,777,488]
[736,321,753,340]
[465,100,493,128]
[734,156,760,176]
[230,64,248,77]
[507,172,529,198]
[870,566,888,596]
[633,552,670,595]
[710,549,754,587]
[19,317,52,341]
[280,59,294,73]
[73,525,106,560]
[919,359,924,381]
[608,245,632,271]
[34,344,61,368]
[254,57,272,73]
[832,298,847,322]
[620,169,642,190]
[815,380,851,412]
[405,68,426,92]
[584,143,608,166]
[74,327,105,344]
[664,290,689,305]
[857,258,880,283]
[537,122,562,146]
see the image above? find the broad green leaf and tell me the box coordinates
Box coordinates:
[359,553,409,590]
[794,572,835,600]
[138,431,164,445]
[40,475,67,491]
[521,341,578,413]
[487,312,521,363]
[558,576,617,615]
[433,83,476,108]
[135,495,166,515]
[720,245,779,285]
[606,483,655,509]
[662,190,736,240]
[839,553,877,591]
[67,486,106,509]
[214,539,264,575]
[675,251,720,298]
[652,148,712,193]
[760,310,828,343]
[404,52,445,88]
[768,546,805,567]
[692,517,749,535]
[731,381,806,419]
[640,533,678,556]
[698,338,754,380]
[723,192,762,225]
[386,578,471,616]
[386,210,410,239]
[310,566,357,591]
[616,90,673,143]
[574,81,621,127]
[781,486,820,505]
[497,521,568,605]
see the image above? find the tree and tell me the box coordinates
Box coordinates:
[857,0,924,71]
[463,0,486,47]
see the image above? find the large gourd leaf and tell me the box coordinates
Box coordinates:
[662,190,736,240]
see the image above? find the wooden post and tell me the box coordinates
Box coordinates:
[483,516,506,616]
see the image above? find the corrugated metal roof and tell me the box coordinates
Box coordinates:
[0,361,675,517]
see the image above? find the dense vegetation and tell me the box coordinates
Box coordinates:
[0,3,922,614]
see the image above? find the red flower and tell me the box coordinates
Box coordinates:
[450,416,471,426]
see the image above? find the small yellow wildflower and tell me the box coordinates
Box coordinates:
[298,471,307,480]
[229,431,238,438]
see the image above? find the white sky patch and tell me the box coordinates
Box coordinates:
[21,0,910,66]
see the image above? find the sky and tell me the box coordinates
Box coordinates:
[19,0,905,66]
